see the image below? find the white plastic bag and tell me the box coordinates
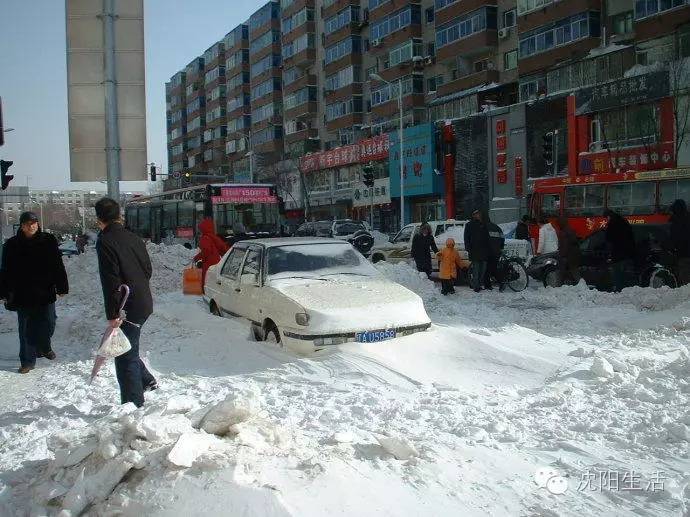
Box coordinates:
[97,326,132,358]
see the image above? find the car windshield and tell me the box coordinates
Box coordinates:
[334,222,365,236]
[266,243,380,279]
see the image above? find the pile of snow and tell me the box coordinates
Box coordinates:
[370,230,391,247]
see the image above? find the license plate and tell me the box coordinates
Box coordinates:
[356,329,396,343]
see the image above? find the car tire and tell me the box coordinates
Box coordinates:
[543,268,562,288]
[647,268,677,289]
[210,301,222,317]
[371,253,385,264]
[264,321,281,345]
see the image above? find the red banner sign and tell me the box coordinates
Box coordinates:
[515,156,523,197]
[497,169,508,184]
[579,142,675,174]
[496,119,506,135]
[211,187,278,204]
[299,134,390,173]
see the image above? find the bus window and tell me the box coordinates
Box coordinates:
[139,206,151,238]
[178,201,194,229]
[565,185,604,217]
[607,182,655,215]
[162,202,177,241]
[541,194,561,218]
[659,179,690,211]
[125,207,137,231]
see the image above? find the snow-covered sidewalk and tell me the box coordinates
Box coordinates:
[0,246,688,516]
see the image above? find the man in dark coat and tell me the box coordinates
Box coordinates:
[515,215,530,241]
[484,219,505,290]
[464,209,490,292]
[95,197,157,407]
[557,216,581,285]
[0,211,68,373]
[670,199,690,285]
[604,209,636,291]
[411,223,438,278]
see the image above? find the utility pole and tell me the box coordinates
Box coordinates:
[103,0,121,201]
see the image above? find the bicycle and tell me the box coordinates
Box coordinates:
[494,254,530,292]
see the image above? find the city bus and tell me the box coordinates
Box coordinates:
[124,183,281,245]
[527,168,690,238]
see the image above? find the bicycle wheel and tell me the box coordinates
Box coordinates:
[506,258,529,292]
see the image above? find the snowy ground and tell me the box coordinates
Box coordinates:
[0,245,688,516]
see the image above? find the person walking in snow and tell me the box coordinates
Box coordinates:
[411,223,438,279]
[0,211,68,374]
[669,199,690,286]
[603,209,636,292]
[537,216,558,255]
[193,217,229,288]
[95,198,157,407]
[464,209,491,293]
[437,238,463,295]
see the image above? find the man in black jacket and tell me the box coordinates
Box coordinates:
[464,210,491,293]
[604,209,636,291]
[411,223,438,278]
[0,212,68,373]
[515,215,530,241]
[95,197,157,407]
[670,199,690,285]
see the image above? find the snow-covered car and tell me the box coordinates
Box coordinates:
[203,238,431,354]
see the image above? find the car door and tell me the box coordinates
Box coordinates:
[230,245,263,323]
[216,246,248,315]
[389,224,417,261]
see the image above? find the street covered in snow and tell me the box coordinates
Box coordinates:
[0,244,688,516]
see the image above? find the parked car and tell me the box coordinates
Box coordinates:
[294,220,374,255]
[528,224,677,290]
[203,238,431,354]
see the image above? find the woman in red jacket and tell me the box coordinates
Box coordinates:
[193,218,229,288]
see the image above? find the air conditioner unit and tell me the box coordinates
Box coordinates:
[498,28,509,39]
[372,39,383,47]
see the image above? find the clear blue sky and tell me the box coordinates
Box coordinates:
[0,0,260,190]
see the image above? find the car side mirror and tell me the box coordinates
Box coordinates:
[240,273,257,285]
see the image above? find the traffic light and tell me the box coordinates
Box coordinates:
[362,164,375,188]
[542,132,554,166]
[150,164,156,181]
[1,160,13,190]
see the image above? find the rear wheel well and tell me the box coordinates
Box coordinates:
[372,253,385,263]
[262,319,281,344]
[210,300,221,316]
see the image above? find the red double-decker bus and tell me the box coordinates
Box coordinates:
[528,167,690,238]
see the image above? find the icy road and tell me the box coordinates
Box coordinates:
[0,244,688,516]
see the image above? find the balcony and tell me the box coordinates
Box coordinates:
[435,0,497,26]
[436,29,498,63]
[283,46,317,69]
[518,0,600,33]
[518,37,600,75]
[322,0,360,20]
[284,127,319,146]
[435,69,499,98]
[284,73,317,95]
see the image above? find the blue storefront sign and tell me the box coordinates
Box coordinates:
[388,123,442,198]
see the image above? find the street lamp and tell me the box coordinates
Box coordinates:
[369,73,405,229]
[229,130,253,183]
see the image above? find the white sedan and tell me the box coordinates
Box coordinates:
[203,238,431,354]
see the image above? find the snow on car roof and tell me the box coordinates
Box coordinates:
[236,237,349,248]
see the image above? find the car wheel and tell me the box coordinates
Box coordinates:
[264,321,281,345]
[371,253,385,264]
[648,268,676,289]
[543,268,562,288]
[210,301,222,317]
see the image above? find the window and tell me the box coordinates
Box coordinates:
[435,0,459,9]
[251,54,281,78]
[636,35,675,66]
[607,182,656,215]
[325,6,360,34]
[251,77,281,101]
[227,71,249,90]
[565,185,605,216]
[240,248,262,283]
[519,12,600,59]
[425,7,434,23]
[518,0,564,16]
[206,106,226,123]
[203,44,222,64]
[283,67,304,87]
[208,85,226,102]
[590,104,660,152]
[503,9,516,28]
[282,33,315,59]
[282,7,314,34]
[370,75,424,106]
[427,74,444,93]
[634,0,687,20]
[369,0,391,10]
[187,116,204,132]
[326,97,363,121]
[388,39,423,68]
[612,11,633,35]
[541,194,561,217]
[221,248,246,279]
[325,66,362,91]
[252,126,282,146]
[227,115,250,132]
[252,103,280,124]
[250,2,279,33]
[659,179,690,210]
[393,225,415,243]
[325,37,362,65]
[474,59,489,72]
[227,94,249,112]
[504,50,518,70]
[224,25,248,49]
[371,5,421,41]
[250,30,281,54]
[436,7,497,49]
[284,86,317,110]
[226,49,249,70]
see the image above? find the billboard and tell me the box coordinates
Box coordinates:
[66,0,147,181]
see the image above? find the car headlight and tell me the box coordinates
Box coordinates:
[295,312,310,326]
